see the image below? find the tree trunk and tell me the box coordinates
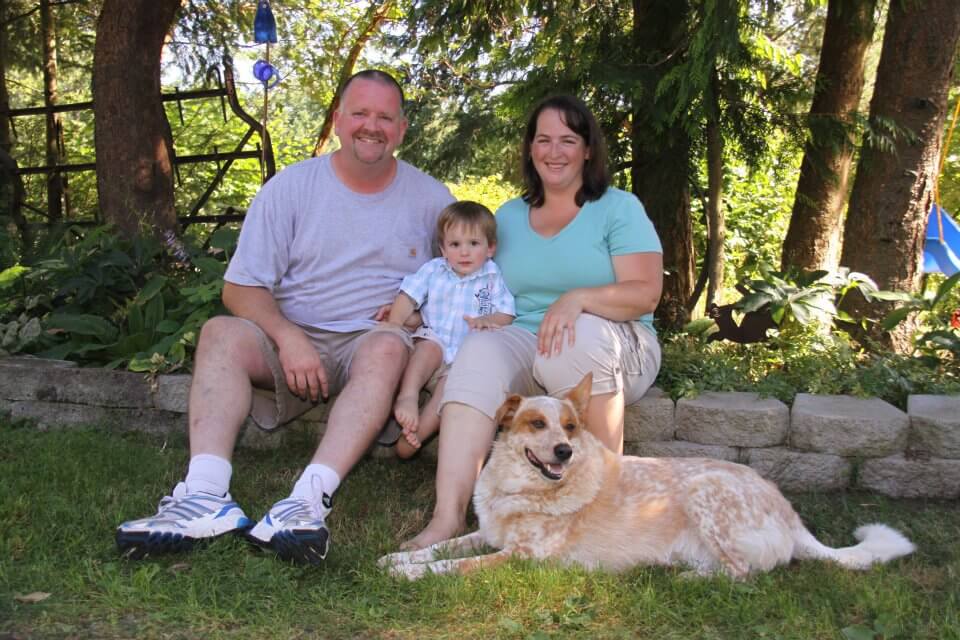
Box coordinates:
[840,0,960,351]
[0,0,10,152]
[41,0,65,221]
[705,69,725,309]
[782,0,878,273]
[93,0,181,239]
[632,0,695,330]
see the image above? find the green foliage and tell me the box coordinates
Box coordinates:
[728,262,878,329]
[448,175,519,213]
[0,224,235,373]
[658,325,960,409]
[879,272,960,363]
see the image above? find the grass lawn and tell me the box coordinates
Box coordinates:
[1,419,958,640]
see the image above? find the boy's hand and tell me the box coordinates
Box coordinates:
[464,313,513,331]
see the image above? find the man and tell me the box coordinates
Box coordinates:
[116,70,454,564]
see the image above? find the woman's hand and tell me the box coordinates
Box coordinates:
[537,290,585,356]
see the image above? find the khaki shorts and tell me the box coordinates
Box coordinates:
[440,313,661,419]
[240,319,413,430]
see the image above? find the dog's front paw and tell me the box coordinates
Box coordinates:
[384,559,431,580]
[377,551,409,570]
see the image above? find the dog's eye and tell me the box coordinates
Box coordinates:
[531,419,546,429]
[564,423,576,432]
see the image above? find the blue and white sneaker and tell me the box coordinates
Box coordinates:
[116,482,252,558]
[247,488,332,565]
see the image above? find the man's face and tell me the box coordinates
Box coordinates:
[333,78,407,167]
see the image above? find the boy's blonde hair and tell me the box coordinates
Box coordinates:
[437,201,497,245]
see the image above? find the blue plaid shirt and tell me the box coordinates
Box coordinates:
[400,257,515,363]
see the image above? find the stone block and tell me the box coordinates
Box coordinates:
[907,395,960,458]
[0,361,152,408]
[154,374,191,413]
[0,356,76,368]
[624,387,675,442]
[858,454,960,499]
[790,394,908,457]
[743,447,851,492]
[676,392,788,447]
[7,400,185,435]
[625,440,739,462]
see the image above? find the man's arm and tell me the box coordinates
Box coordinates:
[222,282,328,401]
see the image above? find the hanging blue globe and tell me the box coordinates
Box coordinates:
[254,0,278,44]
[253,60,280,88]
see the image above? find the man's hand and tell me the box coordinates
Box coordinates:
[275,328,328,402]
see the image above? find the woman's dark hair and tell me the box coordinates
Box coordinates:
[520,95,610,207]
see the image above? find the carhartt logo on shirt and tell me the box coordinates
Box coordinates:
[409,248,417,258]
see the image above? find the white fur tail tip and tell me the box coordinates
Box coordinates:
[846,523,916,568]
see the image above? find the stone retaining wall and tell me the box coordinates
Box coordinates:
[2,357,959,499]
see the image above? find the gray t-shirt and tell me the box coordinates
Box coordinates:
[225,154,455,333]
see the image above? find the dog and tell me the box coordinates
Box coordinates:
[379,373,915,580]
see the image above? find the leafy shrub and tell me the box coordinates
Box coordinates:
[658,323,960,410]
[448,175,519,213]
[879,272,960,363]
[0,223,237,374]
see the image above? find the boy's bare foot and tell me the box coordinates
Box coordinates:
[393,394,420,432]
[395,430,422,459]
[400,514,466,551]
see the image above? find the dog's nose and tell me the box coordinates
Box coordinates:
[554,443,572,461]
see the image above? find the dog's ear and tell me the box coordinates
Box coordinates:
[566,372,592,419]
[494,395,523,431]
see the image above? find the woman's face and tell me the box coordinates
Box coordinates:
[530,108,590,197]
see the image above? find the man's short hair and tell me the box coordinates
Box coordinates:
[437,201,498,245]
[339,70,405,112]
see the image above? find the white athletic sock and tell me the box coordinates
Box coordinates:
[184,454,232,497]
[291,463,340,501]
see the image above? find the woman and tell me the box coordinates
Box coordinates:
[404,95,663,550]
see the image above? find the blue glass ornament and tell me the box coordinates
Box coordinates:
[254,0,278,44]
[253,60,280,88]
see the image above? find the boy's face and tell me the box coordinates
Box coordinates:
[440,223,495,277]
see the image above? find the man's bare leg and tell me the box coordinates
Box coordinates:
[401,401,496,550]
[309,332,410,478]
[189,316,276,461]
[394,340,442,434]
[116,316,275,557]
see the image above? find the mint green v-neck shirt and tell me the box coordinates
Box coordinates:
[494,187,662,335]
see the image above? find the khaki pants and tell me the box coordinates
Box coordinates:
[440,314,660,419]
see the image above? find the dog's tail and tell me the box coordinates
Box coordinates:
[792,523,915,569]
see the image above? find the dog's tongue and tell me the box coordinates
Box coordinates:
[547,463,564,475]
